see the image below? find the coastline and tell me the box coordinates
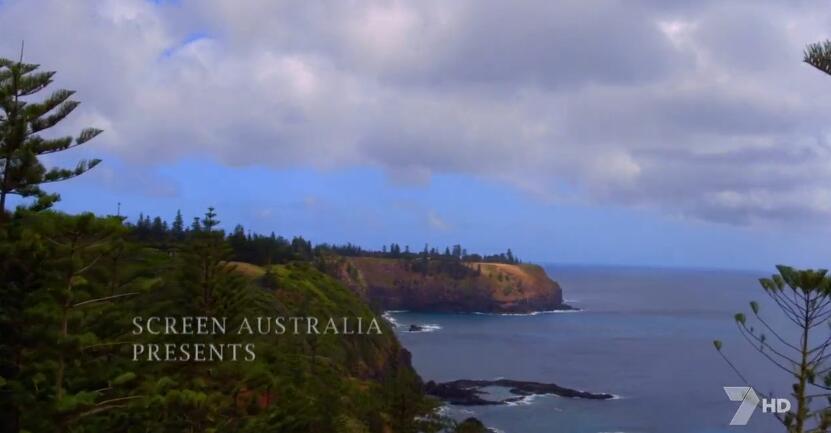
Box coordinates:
[382,308,616,433]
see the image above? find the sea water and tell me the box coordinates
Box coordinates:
[389,265,793,433]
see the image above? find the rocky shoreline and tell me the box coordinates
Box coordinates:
[424,379,614,405]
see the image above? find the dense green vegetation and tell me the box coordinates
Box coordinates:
[129,211,521,267]
[128,211,517,287]
[0,208,452,433]
[452,418,492,433]
[0,55,481,432]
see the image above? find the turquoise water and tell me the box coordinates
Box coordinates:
[389,265,792,433]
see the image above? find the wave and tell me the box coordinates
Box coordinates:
[505,393,540,406]
[403,323,442,333]
[471,309,583,316]
[382,311,442,333]
[381,311,401,327]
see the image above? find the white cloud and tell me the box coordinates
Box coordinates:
[3,0,831,226]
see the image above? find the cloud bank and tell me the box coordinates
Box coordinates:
[3,0,831,225]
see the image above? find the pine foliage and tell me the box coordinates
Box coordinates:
[0,56,101,217]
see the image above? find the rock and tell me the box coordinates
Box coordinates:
[423,381,500,406]
[454,417,495,433]
[424,378,614,405]
[408,324,425,332]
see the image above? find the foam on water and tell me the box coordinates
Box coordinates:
[405,323,442,332]
[381,311,402,327]
[384,311,443,332]
[471,309,583,316]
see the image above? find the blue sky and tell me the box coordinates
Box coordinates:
[5,0,831,270]
[34,151,831,271]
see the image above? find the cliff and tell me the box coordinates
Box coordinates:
[226,261,439,431]
[325,257,566,313]
[231,261,420,380]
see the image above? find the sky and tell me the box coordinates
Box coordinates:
[3,0,831,270]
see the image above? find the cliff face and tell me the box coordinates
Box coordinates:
[229,260,421,374]
[231,262,434,430]
[328,257,565,313]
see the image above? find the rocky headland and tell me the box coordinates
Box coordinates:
[327,256,570,314]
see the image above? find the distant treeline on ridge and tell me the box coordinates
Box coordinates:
[129,210,522,266]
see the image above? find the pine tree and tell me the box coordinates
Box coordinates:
[202,206,219,231]
[171,209,184,241]
[134,213,149,241]
[715,267,831,433]
[150,216,164,241]
[190,216,201,233]
[805,40,831,76]
[0,54,102,221]
[153,208,273,430]
[177,207,256,317]
[2,212,142,432]
[721,43,831,433]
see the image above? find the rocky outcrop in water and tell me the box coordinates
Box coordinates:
[424,379,614,405]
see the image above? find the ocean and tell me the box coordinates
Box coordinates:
[387,265,794,433]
